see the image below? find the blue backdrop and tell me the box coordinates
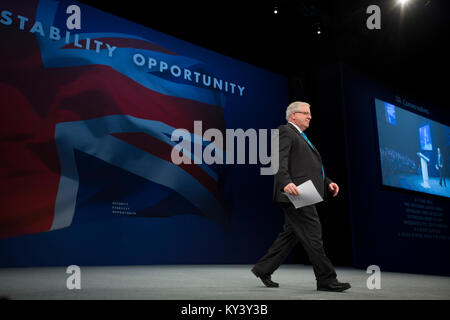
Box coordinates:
[341,65,450,276]
[0,0,288,266]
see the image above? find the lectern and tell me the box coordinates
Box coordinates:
[417,152,431,188]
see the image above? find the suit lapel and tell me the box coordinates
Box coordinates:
[287,123,321,159]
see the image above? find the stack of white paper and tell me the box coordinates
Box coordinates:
[283,180,323,209]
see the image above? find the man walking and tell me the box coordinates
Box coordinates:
[251,101,351,292]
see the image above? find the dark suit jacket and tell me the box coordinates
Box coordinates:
[273,122,333,203]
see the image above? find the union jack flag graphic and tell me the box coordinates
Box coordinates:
[0,0,231,239]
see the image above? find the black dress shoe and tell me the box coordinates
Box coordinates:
[251,268,279,288]
[317,280,351,292]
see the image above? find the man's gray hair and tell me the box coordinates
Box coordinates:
[285,101,310,121]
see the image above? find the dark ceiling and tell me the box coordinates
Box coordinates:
[78,0,449,108]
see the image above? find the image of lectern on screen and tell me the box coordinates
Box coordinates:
[416,152,430,189]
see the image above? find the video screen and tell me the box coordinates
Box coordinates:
[374,98,450,198]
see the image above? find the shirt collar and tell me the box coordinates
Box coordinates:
[288,121,302,134]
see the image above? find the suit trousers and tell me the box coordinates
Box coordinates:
[253,202,337,284]
[439,168,447,186]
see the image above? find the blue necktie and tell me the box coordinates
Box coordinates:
[301,132,325,181]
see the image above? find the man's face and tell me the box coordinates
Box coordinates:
[291,104,312,131]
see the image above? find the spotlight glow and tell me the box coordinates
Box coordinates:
[398,0,411,5]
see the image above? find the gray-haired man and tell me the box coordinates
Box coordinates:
[251,101,351,292]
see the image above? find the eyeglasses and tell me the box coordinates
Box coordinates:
[294,111,312,117]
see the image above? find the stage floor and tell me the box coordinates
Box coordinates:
[0,265,449,300]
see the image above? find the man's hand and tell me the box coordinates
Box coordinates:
[328,182,339,197]
[283,183,299,196]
